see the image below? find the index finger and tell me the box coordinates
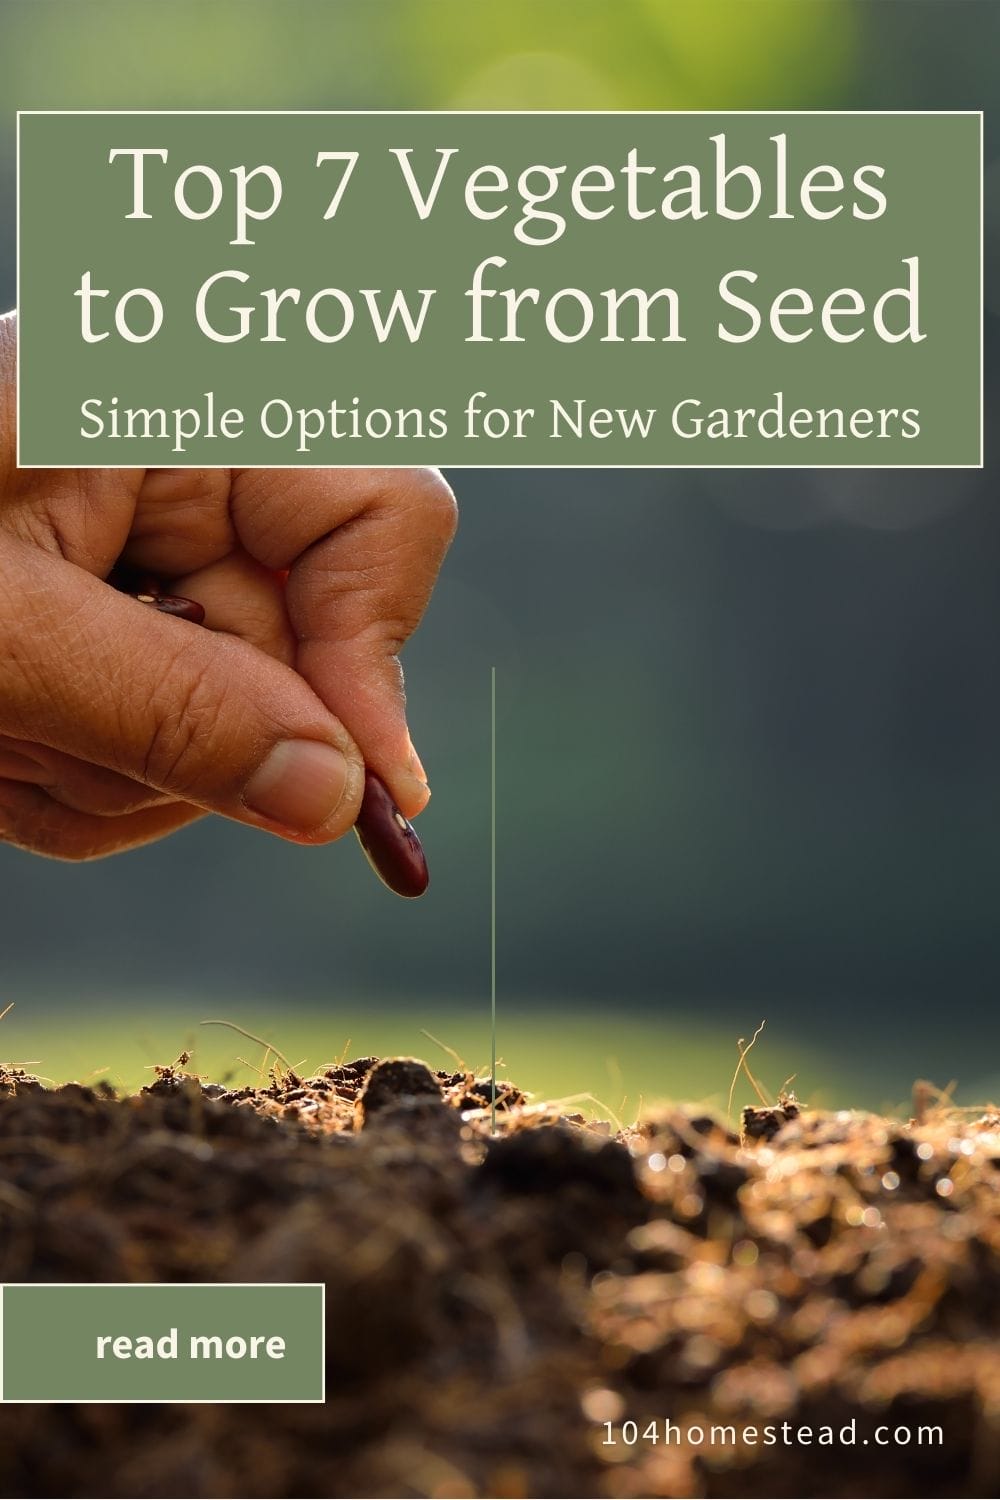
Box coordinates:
[229,467,457,816]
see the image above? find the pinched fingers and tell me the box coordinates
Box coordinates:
[0,533,366,849]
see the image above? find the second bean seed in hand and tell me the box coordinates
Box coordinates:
[139,592,206,625]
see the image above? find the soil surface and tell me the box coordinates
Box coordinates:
[0,1057,998,1498]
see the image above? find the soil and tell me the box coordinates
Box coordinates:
[0,1057,998,1499]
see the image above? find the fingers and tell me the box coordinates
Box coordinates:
[172,549,295,665]
[2,316,454,847]
[0,778,204,861]
[122,467,235,575]
[0,738,173,816]
[2,312,141,577]
[230,467,457,817]
[121,474,294,661]
[0,533,366,844]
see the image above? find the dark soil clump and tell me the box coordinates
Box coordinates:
[0,1062,997,1497]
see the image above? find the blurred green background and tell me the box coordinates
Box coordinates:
[0,0,997,1118]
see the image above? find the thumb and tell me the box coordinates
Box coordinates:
[0,538,364,841]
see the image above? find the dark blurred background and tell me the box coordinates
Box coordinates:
[0,0,997,1113]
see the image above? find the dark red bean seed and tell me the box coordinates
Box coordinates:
[147,594,206,625]
[354,771,429,899]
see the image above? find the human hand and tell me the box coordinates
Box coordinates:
[0,312,457,862]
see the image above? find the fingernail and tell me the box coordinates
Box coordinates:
[396,765,431,813]
[406,737,428,785]
[242,740,349,833]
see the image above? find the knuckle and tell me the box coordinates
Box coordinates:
[130,468,234,561]
[404,468,459,541]
[140,642,227,794]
